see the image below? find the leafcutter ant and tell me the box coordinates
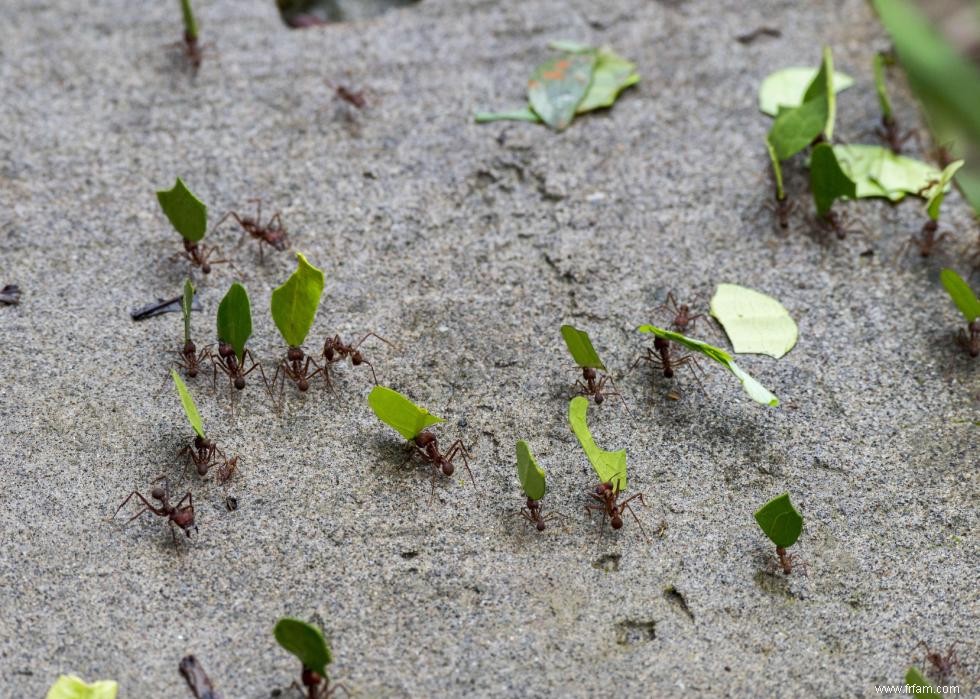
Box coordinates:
[291,667,350,699]
[876,115,915,155]
[112,479,196,546]
[655,292,704,333]
[574,367,627,409]
[326,80,367,109]
[271,346,324,403]
[585,482,647,539]
[765,196,796,236]
[771,545,807,576]
[898,220,952,260]
[182,31,204,72]
[211,341,268,392]
[172,238,231,275]
[517,497,562,532]
[631,337,705,394]
[408,430,475,493]
[174,340,212,379]
[957,319,979,358]
[812,211,866,241]
[917,641,959,686]
[214,200,289,262]
[321,333,393,387]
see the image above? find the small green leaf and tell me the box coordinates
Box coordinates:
[273,618,332,678]
[560,324,606,370]
[833,144,942,201]
[216,282,252,364]
[754,493,803,548]
[637,325,779,406]
[767,95,827,161]
[474,107,541,124]
[546,39,594,54]
[758,67,854,117]
[46,676,118,699]
[172,369,205,439]
[810,143,856,216]
[905,667,933,689]
[925,160,965,220]
[271,252,325,348]
[180,0,198,41]
[368,386,444,441]
[710,284,798,359]
[516,440,546,501]
[182,278,195,344]
[156,177,207,243]
[575,48,639,114]
[766,138,785,200]
[940,268,980,323]
[872,52,893,122]
[568,396,627,490]
[527,52,596,131]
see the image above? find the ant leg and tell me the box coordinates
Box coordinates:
[353,331,396,350]
[445,439,475,486]
[604,376,635,421]
[361,359,380,385]
[113,491,163,521]
[628,351,655,374]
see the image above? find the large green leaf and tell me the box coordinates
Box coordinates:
[940,268,980,323]
[636,325,779,406]
[803,47,837,141]
[46,676,118,699]
[271,252,325,347]
[216,282,252,364]
[832,145,942,201]
[527,52,596,131]
[810,143,856,216]
[516,440,546,501]
[172,369,205,439]
[758,67,853,117]
[182,278,194,344]
[560,324,605,370]
[767,95,827,161]
[273,618,332,678]
[754,493,803,548]
[156,177,207,243]
[925,160,965,221]
[709,284,797,359]
[575,48,639,114]
[568,396,627,490]
[368,386,444,441]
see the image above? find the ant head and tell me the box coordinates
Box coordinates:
[298,377,309,392]
[663,367,674,378]
[595,483,608,495]
[582,367,597,380]
[924,220,939,233]
[150,486,166,501]
[323,345,335,360]
[218,342,234,358]
[234,377,246,390]
[441,460,455,476]
[969,319,980,333]
[594,393,605,404]
[526,497,537,509]
[611,515,624,529]
[193,435,207,449]
[536,520,546,532]
[352,351,363,365]
[201,263,211,274]
[654,337,669,351]
[414,432,436,448]
[183,340,196,354]
[301,668,322,688]
[287,347,304,362]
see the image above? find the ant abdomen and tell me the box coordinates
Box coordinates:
[536,520,546,532]
[151,487,166,500]
[663,367,674,378]
[611,515,624,529]
[352,352,363,366]
[298,378,309,391]
[595,393,605,404]
[201,264,211,274]
[442,462,454,476]
[234,377,246,390]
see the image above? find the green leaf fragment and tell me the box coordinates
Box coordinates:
[182,278,194,344]
[709,284,798,359]
[904,667,934,689]
[216,282,252,364]
[180,0,199,41]
[568,396,627,490]
[758,66,854,117]
[368,385,444,441]
[925,160,965,220]
[46,676,118,699]
[575,48,639,114]
[810,143,856,216]
[516,440,546,501]
[156,177,207,243]
[527,52,596,131]
[766,139,785,200]
[872,52,893,122]
[832,144,942,201]
[803,47,837,141]
[546,39,594,54]
[767,95,827,160]
[172,369,205,439]
[636,325,779,406]
[474,107,541,124]
[273,618,332,678]
[271,252,325,348]
[754,493,803,548]
[560,324,606,370]
[940,268,980,323]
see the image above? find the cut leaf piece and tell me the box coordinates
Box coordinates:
[182,278,195,344]
[766,138,785,200]
[810,143,856,215]
[636,325,779,406]
[803,47,838,141]
[180,0,199,41]
[904,667,934,690]
[216,282,252,364]
[273,618,332,678]
[568,396,627,490]
[754,493,803,548]
[368,385,444,441]
[872,52,893,122]
[832,145,942,201]
[940,268,980,323]
[710,284,797,359]
[172,369,205,439]
[767,95,827,161]
[474,107,541,124]
[46,676,118,699]
[575,48,639,114]
[157,177,207,243]
[560,324,606,370]
[758,67,854,117]
[546,39,593,54]
[925,160,965,220]
[271,252,325,348]
[527,52,596,131]
[516,440,546,501]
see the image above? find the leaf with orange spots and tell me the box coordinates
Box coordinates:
[527,52,596,131]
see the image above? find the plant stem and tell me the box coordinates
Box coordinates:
[180,0,198,42]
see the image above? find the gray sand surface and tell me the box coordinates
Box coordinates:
[0,0,977,697]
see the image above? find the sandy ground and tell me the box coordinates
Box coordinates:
[0,0,977,697]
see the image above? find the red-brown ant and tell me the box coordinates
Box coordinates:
[321,333,393,387]
[573,367,628,411]
[812,211,866,241]
[585,482,647,538]
[772,545,808,576]
[271,346,324,402]
[957,319,979,357]
[182,30,203,72]
[917,641,959,686]
[214,200,289,262]
[326,80,367,109]
[112,479,196,546]
[174,340,212,379]
[211,341,268,392]
[898,220,952,260]
[408,430,475,492]
[179,435,224,478]
[631,337,705,393]
[765,196,796,236]
[291,667,350,699]
[517,497,562,532]
[172,238,231,275]
[876,115,915,155]
[655,292,704,333]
